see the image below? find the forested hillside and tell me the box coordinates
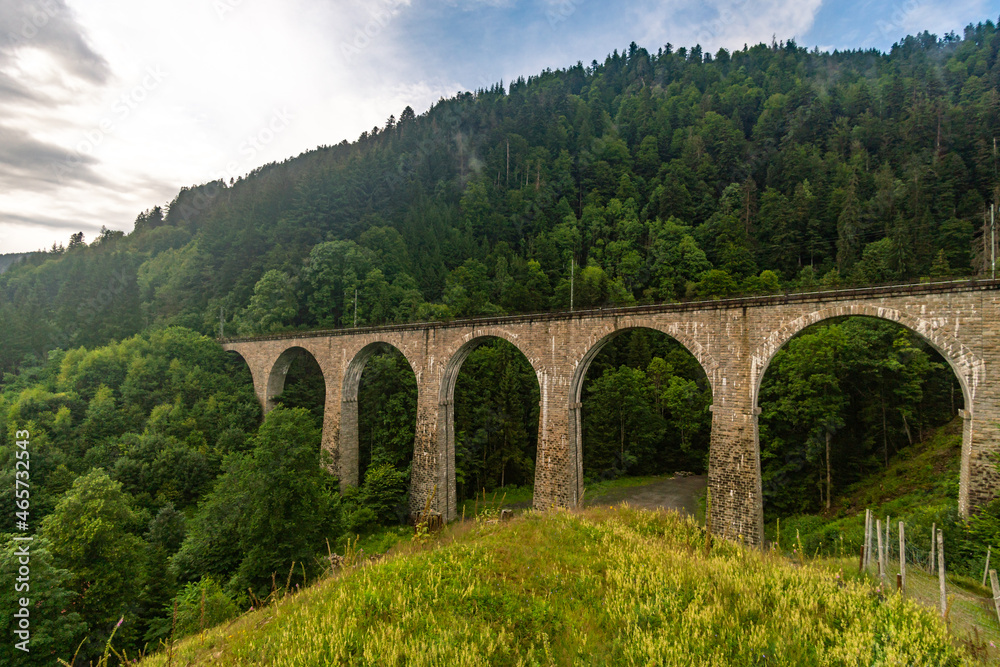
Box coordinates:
[2,22,1000,367]
[2,18,1000,664]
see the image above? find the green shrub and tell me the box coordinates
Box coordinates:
[346,506,379,534]
[358,463,408,525]
[152,576,239,641]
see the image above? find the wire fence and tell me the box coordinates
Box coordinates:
[850,511,1000,635]
[773,510,1000,635]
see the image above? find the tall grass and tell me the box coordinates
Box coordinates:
[139,507,970,666]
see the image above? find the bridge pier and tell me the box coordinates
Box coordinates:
[533,375,573,512]
[335,396,356,486]
[568,401,584,507]
[962,389,1000,515]
[434,397,458,521]
[237,356,271,415]
[409,376,451,519]
[707,405,764,545]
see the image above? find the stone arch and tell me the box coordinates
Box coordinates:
[750,304,984,410]
[749,303,987,519]
[437,329,543,518]
[223,347,250,367]
[223,348,254,383]
[339,341,417,488]
[222,348,261,417]
[567,323,718,507]
[266,346,328,412]
[568,321,718,405]
[265,344,338,485]
[342,341,416,401]
[438,327,541,403]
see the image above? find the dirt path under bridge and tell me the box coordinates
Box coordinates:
[494,474,707,520]
[584,474,707,518]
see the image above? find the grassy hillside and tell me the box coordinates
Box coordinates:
[833,415,962,516]
[766,417,1000,661]
[768,417,967,562]
[137,508,970,666]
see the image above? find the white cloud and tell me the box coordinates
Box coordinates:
[449,0,517,7]
[897,0,989,38]
[635,0,825,52]
[0,0,463,253]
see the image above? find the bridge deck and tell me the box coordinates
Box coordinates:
[220,278,1000,343]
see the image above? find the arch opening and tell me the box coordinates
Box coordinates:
[445,337,541,516]
[572,328,712,513]
[219,349,263,451]
[755,315,967,548]
[269,346,326,433]
[338,342,417,493]
[223,349,258,412]
[349,344,418,522]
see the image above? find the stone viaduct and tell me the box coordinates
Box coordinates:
[221,279,1000,546]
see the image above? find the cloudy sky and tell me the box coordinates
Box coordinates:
[0,0,994,253]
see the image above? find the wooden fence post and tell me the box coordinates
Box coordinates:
[989,569,1000,627]
[861,510,866,570]
[899,521,906,594]
[877,519,885,583]
[886,515,891,561]
[937,528,947,618]
[930,522,936,574]
[869,509,875,571]
[861,510,870,570]
[864,509,871,571]
[983,546,992,588]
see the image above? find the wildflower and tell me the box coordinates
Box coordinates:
[116,616,124,628]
